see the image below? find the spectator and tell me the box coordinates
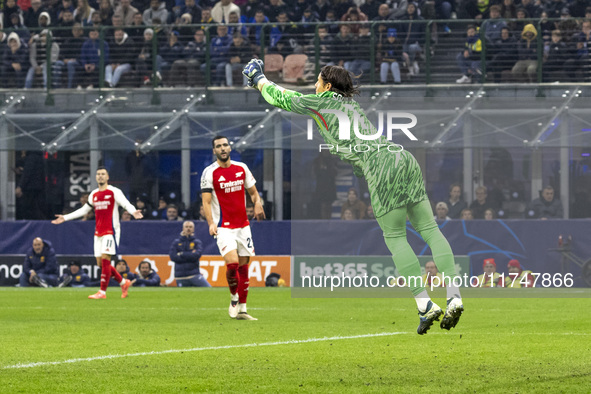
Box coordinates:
[526,185,563,219]
[265,0,288,22]
[456,24,482,84]
[459,0,489,19]
[25,30,61,89]
[446,183,467,219]
[59,23,85,88]
[175,13,195,43]
[569,0,587,18]
[136,28,156,84]
[543,29,568,82]
[511,23,537,82]
[341,207,355,220]
[484,208,495,220]
[23,0,44,29]
[323,9,340,35]
[114,0,138,26]
[422,260,444,288]
[460,208,473,220]
[156,196,168,218]
[133,260,161,286]
[15,151,45,219]
[333,24,353,69]
[289,0,311,22]
[483,5,507,44]
[305,25,333,70]
[121,210,132,221]
[500,0,516,21]
[201,24,231,86]
[373,3,392,35]
[245,204,255,220]
[211,0,239,23]
[361,0,381,20]
[520,0,541,18]
[170,28,206,87]
[269,11,300,57]
[348,23,372,77]
[143,0,167,25]
[366,204,375,219]
[513,8,529,33]
[135,193,153,218]
[225,32,251,87]
[340,6,368,35]
[341,187,367,219]
[7,12,31,44]
[158,30,183,85]
[169,220,210,287]
[475,258,502,287]
[248,9,268,50]
[109,259,137,286]
[397,3,424,77]
[434,201,451,220]
[469,186,494,219]
[0,30,7,55]
[179,0,201,26]
[379,28,402,84]
[1,32,28,88]
[489,27,517,83]
[58,260,91,287]
[312,0,330,21]
[105,28,135,87]
[505,259,535,287]
[545,0,566,20]
[199,6,213,24]
[564,20,591,82]
[97,0,113,25]
[297,7,319,37]
[73,0,94,26]
[19,237,58,287]
[80,27,109,88]
[166,203,183,221]
[128,12,145,42]
[54,8,75,41]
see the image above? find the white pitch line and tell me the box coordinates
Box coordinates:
[2,332,408,370]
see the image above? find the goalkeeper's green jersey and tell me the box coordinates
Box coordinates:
[262,82,427,218]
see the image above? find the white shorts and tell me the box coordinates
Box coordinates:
[216,226,255,257]
[94,234,118,257]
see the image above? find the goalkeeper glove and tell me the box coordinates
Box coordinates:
[242,58,266,87]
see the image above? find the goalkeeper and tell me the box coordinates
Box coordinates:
[243,59,464,335]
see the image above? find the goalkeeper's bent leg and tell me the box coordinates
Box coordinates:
[376,206,426,297]
[407,199,461,299]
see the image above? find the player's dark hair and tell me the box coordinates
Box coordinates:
[320,65,360,98]
[212,135,229,148]
[96,166,108,174]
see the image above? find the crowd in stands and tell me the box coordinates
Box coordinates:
[2,0,591,88]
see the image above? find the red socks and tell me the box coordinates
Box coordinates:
[237,264,249,304]
[111,265,122,283]
[100,259,111,291]
[226,263,239,295]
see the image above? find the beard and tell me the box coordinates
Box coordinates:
[216,153,229,162]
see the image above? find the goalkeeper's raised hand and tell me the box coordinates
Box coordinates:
[242,58,266,89]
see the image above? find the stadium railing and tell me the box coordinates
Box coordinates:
[0,17,585,96]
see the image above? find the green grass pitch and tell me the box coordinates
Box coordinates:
[1,287,590,392]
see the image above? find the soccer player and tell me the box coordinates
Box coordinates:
[51,167,142,299]
[243,60,464,334]
[201,136,265,321]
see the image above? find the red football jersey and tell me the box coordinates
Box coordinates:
[65,185,137,237]
[201,161,256,229]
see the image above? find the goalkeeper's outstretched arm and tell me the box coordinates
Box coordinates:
[242,58,303,112]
